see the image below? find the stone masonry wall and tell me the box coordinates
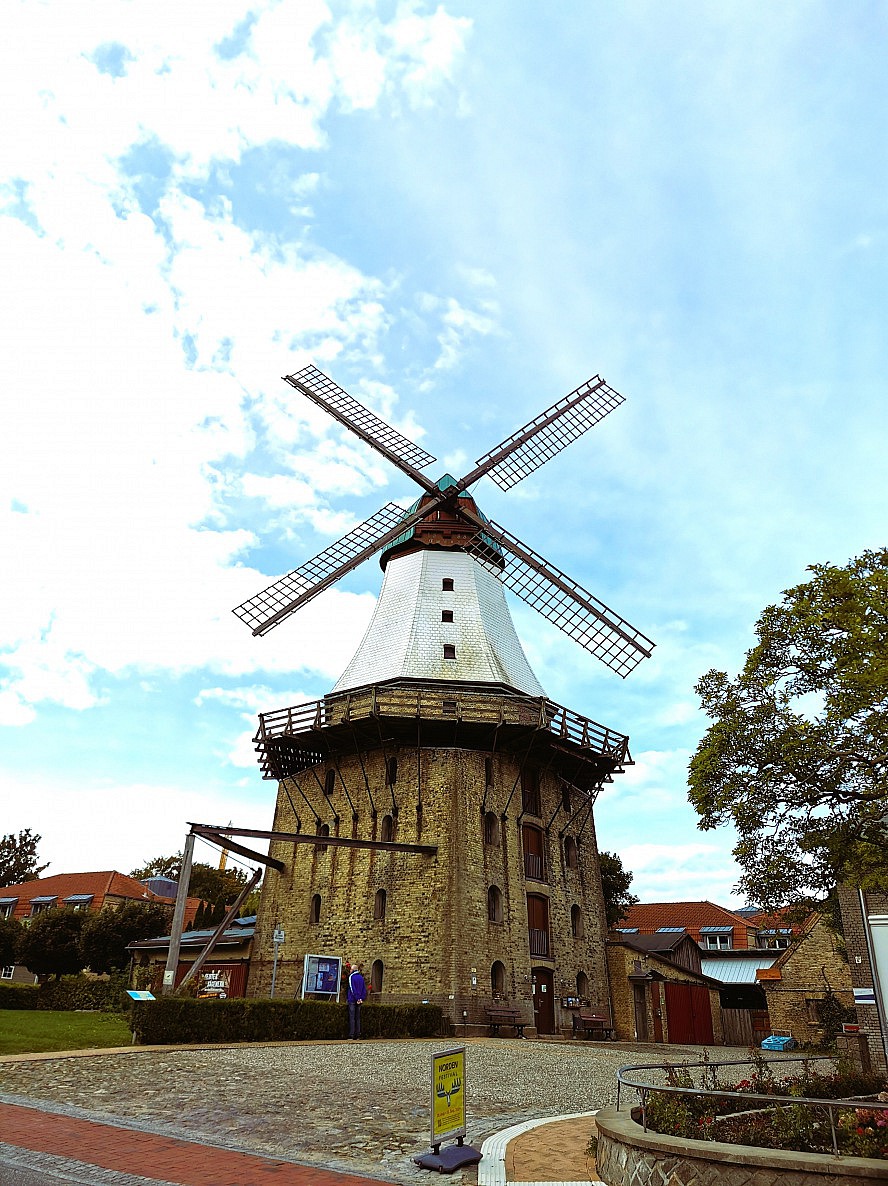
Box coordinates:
[247,743,610,1033]
[762,915,854,1047]
[606,943,723,1045]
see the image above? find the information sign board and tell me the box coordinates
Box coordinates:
[126,990,155,1001]
[430,1046,466,1147]
[301,953,342,1000]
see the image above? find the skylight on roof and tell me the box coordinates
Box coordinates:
[700,925,733,933]
[616,927,639,933]
[656,926,685,932]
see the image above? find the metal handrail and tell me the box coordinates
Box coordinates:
[615,1055,888,1159]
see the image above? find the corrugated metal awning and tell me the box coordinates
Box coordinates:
[702,953,778,984]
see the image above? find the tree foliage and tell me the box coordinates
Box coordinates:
[689,548,888,908]
[599,850,639,927]
[17,909,85,981]
[0,830,49,885]
[130,853,250,907]
[0,916,21,968]
[80,902,172,974]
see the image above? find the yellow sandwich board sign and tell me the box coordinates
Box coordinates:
[431,1046,466,1146]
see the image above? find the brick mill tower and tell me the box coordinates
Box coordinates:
[234,366,654,1034]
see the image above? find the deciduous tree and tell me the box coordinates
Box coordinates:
[80,902,172,974]
[16,909,84,981]
[0,830,49,885]
[599,851,639,927]
[689,548,888,908]
[130,853,250,908]
[0,916,21,969]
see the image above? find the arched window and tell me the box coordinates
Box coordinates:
[491,960,506,999]
[487,885,503,924]
[309,894,321,925]
[571,903,583,938]
[385,756,398,786]
[561,784,571,813]
[522,823,546,881]
[576,970,589,998]
[564,835,578,869]
[370,959,384,993]
[380,814,395,842]
[483,811,499,846]
[324,768,336,796]
[318,822,330,853]
[374,888,387,920]
[484,756,493,787]
[521,767,540,816]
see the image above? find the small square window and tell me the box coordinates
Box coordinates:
[1,966,14,980]
[442,578,454,591]
[443,644,456,660]
[441,609,453,623]
[442,700,457,714]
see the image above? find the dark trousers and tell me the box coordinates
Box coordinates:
[348,1001,361,1037]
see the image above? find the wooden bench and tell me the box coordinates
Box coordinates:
[572,1008,616,1040]
[486,1005,527,1037]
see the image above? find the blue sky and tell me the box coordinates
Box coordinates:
[2,1,885,905]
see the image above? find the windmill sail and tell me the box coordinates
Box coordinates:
[233,502,407,634]
[284,365,436,484]
[468,520,654,678]
[471,376,624,491]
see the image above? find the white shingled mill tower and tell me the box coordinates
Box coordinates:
[234,365,654,1034]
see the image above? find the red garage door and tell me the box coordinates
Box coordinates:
[664,982,714,1045]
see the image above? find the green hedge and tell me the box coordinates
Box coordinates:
[131,997,445,1045]
[0,975,128,1012]
[0,982,40,1009]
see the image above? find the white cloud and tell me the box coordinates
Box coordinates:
[0,769,274,875]
[0,0,472,723]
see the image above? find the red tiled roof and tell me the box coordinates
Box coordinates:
[618,900,756,947]
[0,871,202,924]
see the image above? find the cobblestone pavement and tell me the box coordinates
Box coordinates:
[0,1039,722,1185]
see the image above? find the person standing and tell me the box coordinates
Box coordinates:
[347,961,367,1039]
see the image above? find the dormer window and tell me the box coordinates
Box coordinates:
[442,578,454,591]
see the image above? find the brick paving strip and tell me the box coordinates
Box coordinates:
[505,1116,599,1183]
[2,1101,393,1186]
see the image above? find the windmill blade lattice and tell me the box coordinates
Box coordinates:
[284,365,436,482]
[472,376,625,491]
[467,519,654,678]
[233,502,406,634]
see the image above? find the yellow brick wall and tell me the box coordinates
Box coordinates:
[606,942,723,1045]
[248,744,610,1033]
[761,916,853,1045]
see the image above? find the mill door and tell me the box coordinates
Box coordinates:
[532,967,555,1035]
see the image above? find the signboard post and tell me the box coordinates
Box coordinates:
[270,928,285,998]
[413,1046,480,1173]
[300,953,342,1000]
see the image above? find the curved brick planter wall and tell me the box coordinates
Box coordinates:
[594,1106,888,1185]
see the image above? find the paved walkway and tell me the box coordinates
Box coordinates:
[2,1102,393,1185]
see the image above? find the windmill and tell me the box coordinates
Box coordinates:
[233,364,654,678]
[236,364,654,1034]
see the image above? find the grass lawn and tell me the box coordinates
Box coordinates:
[0,1010,133,1055]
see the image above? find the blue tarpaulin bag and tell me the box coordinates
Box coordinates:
[761,1034,796,1050]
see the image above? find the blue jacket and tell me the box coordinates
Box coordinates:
[347,969,367,1003]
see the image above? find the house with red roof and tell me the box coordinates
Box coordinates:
[614,900,761,950]
[0,871,201,985]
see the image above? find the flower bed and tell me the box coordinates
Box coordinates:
[642,1061,888,1160]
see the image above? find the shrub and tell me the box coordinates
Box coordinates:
[130,997,444,1045]
[37,974,129,1012]
[0,982,40,1009]
[642,1062,888,1158]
